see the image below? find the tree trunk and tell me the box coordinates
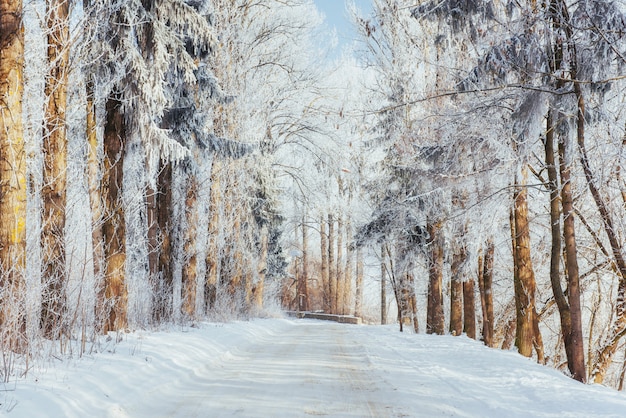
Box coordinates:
[299,219,308,311]
[328,213,336,314]
[205,159,220,312]
[336,215,344,315]
[0,0,27,350]
[150,162,172,321]
[254,226,268,311]
[146,179,158,319]
[463,279,476,339]
[408,273,419,333]
[545,1,586,380]
[101,91,128,333]
[512,166,538,358]
[479,240,495,347]
[572,73,626,384]
[181,173,198,319]
[86,74,105,331]
[354,247,363,318]
[320,218,329,312]
[545,111,586,381]
[343,220,353,316]
[40,0,70,339]
[426,221,445,335]
[380,245,387,325]
[450,247,466,336]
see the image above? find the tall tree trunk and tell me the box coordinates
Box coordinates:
[380,245,387,325]
[299,219,308,311]
[545,111,586,381]
[328,213,336,314]
[512,166,538,358]
[181,172,198,319]
[336,215,344,315]
[41,0,70,339]
[426,221,445,335]
[408,273,419,333]
[354,247,363,318]
[343,220,353,316]
[205,159,220,311]
[101,91,127,333]
[463,278,476,339]
[86,74,105,330]
[146,178,158,319]
[150,162,172,321]
[479,240,495,347]
[320,218,329,312]
[545,0,586,380]
[254,226,268,311]
[450,247,466,336]
[0,0,27,350]
[398,271,410,331]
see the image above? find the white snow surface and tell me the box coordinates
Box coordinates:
[4,318,626,417]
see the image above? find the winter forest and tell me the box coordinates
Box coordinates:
[5,0,626,394]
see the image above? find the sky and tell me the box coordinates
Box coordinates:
[313,0,374,58]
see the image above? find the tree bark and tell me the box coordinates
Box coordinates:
[426,221,445,335]
[512,166,538,358]
[101,91,128,333]
[254,226,268,311]
[181,172,198,319]
[336,215,344,315]
[41,0,70,339]
[86,74,106,331]
[205,160,221,312]
[0,0,27,350]
[343,220,353,316]
[408,273,419,333]
[463,279,476,339]
[320,218,329,312]
[354,247,364,318]
[298,219,309,311]
[328,213,336,314]
[479,240,495,347]
[380,245,387,325]
[450,247,466,336]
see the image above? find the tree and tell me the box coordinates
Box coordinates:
[0,0,28,350]
[40,0,71,339]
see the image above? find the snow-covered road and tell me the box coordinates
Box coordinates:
[154,321,391,417]
[6,318,626,417]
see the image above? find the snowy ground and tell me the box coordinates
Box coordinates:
[3,318,626,417]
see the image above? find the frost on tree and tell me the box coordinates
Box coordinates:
[0,0,28,350]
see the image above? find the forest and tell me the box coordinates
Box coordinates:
[3,0,626,390]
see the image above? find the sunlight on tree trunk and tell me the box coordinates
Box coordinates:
[41,0,70,340]
[182,174,199,319]
[512,166,539,358]
[101,92,127,333]
[450,247,466,336]
[426,221,444,335]
[0,0,27,350]
[463,279,476,339]
[479,240,495,347]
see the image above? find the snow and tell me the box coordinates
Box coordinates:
[4,318,626,417]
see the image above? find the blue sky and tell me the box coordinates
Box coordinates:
[313,0,373,55]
